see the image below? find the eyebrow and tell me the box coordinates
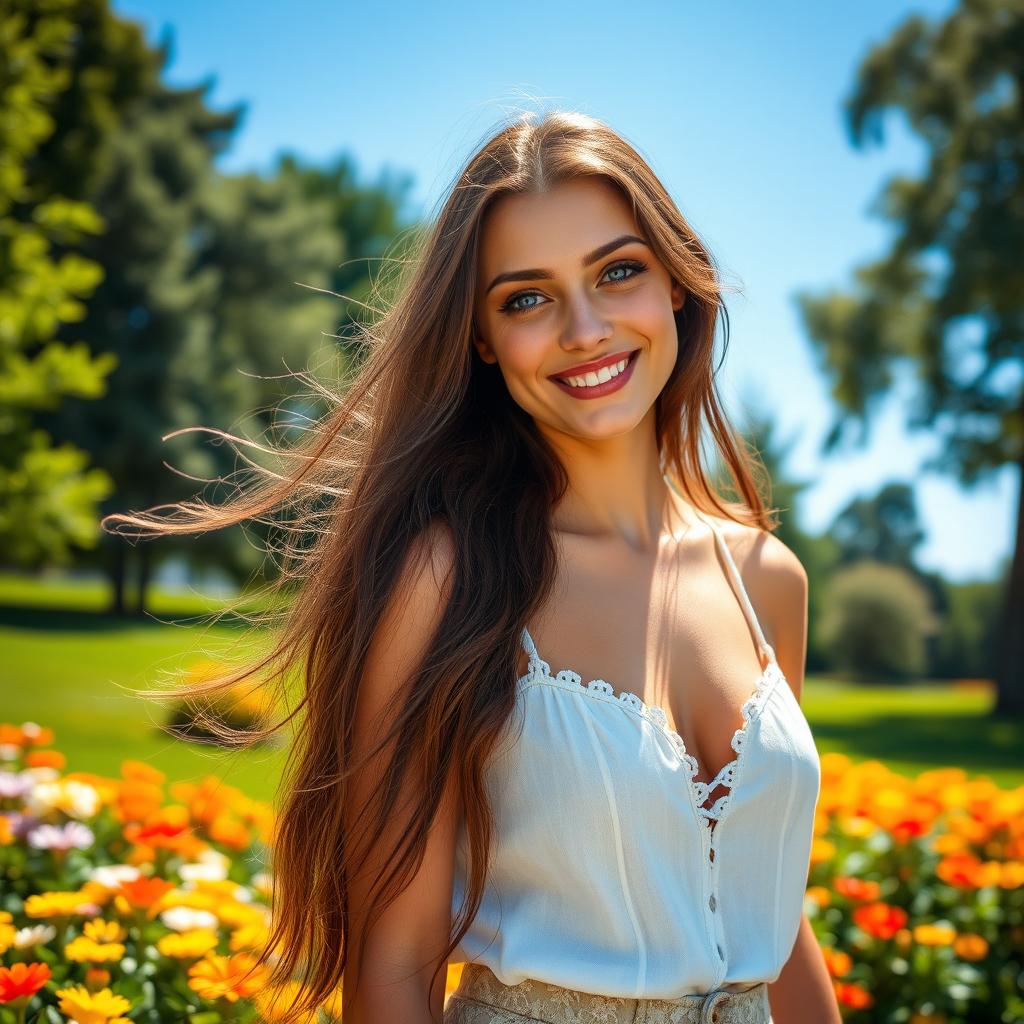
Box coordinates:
[484,233,650,296]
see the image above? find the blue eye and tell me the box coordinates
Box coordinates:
[498,259,648,316]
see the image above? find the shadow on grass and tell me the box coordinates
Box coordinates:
[0,603,262,633]
[813,707,1023,777]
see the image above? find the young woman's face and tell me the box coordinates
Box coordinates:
[473,176,684,438]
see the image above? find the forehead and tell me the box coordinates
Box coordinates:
[477,177,639,274]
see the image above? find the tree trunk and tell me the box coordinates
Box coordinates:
[107,538,127,616]
[993,451,1023,718]
[134,543,153,616]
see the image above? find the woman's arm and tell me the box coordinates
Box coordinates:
[342,523,461,1024]
[747,531,842,1024]
[768,913,842,1024]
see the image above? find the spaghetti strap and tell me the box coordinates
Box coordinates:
[521,625,539,662]
[694,511,777,669]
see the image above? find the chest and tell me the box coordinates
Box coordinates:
[515,528,780,794]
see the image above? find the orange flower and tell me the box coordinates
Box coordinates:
[208,815,251,850]
[123,807,197,854]
[852,901,907,940]
[0,962,52,1004]
[121,760,165,786]
[114,876,175,917]
[953,933,989,960]
[891,816,930,844]
[937,852,1001,889]
[821,947,852,978]
[834,981,873,1008]
[84,968,110,991]
[999,861,1024,888]
[834,877,881,902]
[25,749,66,770]
[115,781,164,824]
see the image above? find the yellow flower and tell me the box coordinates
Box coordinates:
[25,891,95,918]
[809,837,836,864]
[55,985,132,1024]
[228,921,270,952]
[838,814,875,838]
[156,929,219,960]
[0,815,13,845]
[913,923,957,946]
[83,920,126,944]
[953,933,989,960]
[65,936,126,963]
[187,952,270,1003]
[804,886,831,908]
[255,980,321,1023]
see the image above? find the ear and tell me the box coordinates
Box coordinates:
[473,332,498,365]
[671,279,686,312]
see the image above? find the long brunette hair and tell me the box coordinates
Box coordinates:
[103,108,778,1021]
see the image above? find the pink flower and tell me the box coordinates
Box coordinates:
[27,821,94,851]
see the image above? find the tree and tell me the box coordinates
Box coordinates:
[0,0,122,566]
[794,0,1024,715]
[831,482,926,569]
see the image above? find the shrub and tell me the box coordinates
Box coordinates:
[815,560,937,680]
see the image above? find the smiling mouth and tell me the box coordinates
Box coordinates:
[553,348,640,386]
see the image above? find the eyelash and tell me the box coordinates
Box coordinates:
[497,259,649,316]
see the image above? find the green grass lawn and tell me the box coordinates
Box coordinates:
[2,573,1021,805]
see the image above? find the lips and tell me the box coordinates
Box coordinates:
[550,348,639,382]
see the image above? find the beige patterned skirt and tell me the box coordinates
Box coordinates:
[444,963,774,1024]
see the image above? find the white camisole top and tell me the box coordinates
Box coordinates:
[450,513,822,998]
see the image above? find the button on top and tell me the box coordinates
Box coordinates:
[709,893,717,912]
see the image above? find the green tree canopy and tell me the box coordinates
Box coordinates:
[794,0,1024,714]
[0,0,135,565]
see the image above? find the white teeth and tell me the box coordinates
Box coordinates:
[561,353,632,388]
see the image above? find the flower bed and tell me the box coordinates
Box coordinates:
[0,723,1021,1022]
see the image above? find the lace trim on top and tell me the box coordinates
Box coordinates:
[519,638,785,856]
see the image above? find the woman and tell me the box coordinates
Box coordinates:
[104,110,840,1024]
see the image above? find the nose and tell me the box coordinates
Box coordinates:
[560,291,613,352]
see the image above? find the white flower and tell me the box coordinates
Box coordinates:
[88,863,141,889]
[62,780,102,819]
[0,770,34,800]
[178,848,230,883]
[160,906,219,932]
[15,924,57,949]
[24,778,100,818]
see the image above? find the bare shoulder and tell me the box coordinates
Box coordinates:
[707,514,808,699]
[714,517,806,594]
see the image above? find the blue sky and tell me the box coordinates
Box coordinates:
[112,0,1015,582]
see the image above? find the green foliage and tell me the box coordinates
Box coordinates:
[936,575,1006,680]
[816,559,938,680]
[793,1,1023,713]
[831,482,925,569]
[0,1,119,566]
[0,429,113,563]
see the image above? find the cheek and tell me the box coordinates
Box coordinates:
[624,286,677,337]
[494,321,550,378]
